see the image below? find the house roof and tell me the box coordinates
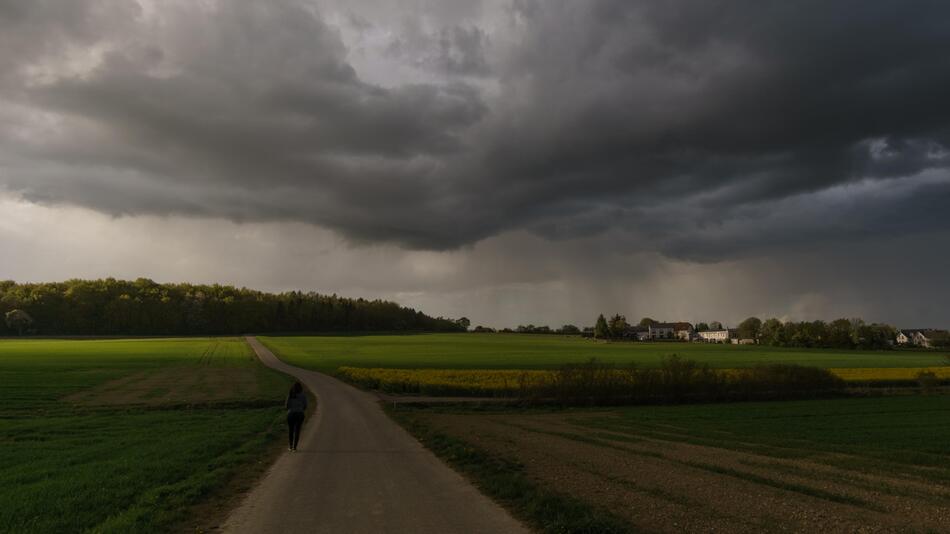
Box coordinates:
[901,329,949,338]
[919,329,948,338]
[632,321,693,330]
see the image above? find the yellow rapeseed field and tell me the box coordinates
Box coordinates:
[337,367,552,395]
[829,367,950,381]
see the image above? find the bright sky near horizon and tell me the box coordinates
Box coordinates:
[2,1,949,328]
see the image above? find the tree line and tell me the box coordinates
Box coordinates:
[470,324,582,335]
[589,313,925,350]
[0,279,465,336]
[735,316,903,350]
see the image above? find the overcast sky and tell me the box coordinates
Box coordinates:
[2,0,949,328]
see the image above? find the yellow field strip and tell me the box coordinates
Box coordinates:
[337,367,550,393]
[829,367,950,381]
[338,366,950,393]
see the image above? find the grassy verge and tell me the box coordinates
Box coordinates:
[387,405,634,534]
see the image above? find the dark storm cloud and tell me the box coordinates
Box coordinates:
[386,22,491,77]
[2,0,950,256]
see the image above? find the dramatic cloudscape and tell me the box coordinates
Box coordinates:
[2,0,949,328]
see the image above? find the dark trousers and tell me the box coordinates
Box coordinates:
[287,411,304,449]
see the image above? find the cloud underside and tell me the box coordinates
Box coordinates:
[1,0,949,259]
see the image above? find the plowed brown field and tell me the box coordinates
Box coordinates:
[409,397,950,533]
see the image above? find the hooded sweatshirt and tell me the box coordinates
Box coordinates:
[286,390,308,414]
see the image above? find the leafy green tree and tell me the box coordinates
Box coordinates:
[759,318,783,345]
[608,314,629,338]
[828,318,853,348]
[709,321,723,331]
[594,314,610,339]
[638,317,658,327]
[456,317,471,330]
[694,322,709,332]
[559,324,580,334]
[736,317,762,340]
[4,309,33,335]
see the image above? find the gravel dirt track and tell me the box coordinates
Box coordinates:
[220,337,529,534]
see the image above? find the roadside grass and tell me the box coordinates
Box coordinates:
[261,333,948,373]
[387,406,635,534]
[0,337,291,534]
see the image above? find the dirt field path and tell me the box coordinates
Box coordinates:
[221,337,529,534]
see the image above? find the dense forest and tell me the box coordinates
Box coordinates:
[0,279,465,336]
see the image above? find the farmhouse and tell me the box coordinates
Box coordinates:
[898,329,949,348]
[674,322,694,340]
[728,329,756,344]
[697,329,731,343]
[896,330,913,344]
[648,322,676,339]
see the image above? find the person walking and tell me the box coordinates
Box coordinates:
[285,381,307,451]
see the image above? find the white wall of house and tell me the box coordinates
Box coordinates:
[913,332,932,348]
[649,326,674,339]
[698,330,730,342]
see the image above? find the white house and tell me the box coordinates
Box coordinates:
[897,329,948,348]
[896,330,913,344]
[915,330,948,348]
[674,322,694,340]
[697,329,731,343]
[648,323,676,339]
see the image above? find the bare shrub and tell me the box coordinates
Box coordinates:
[532,355,846,406]
[917,371,939,394]
[546,358,637,405]
[732,364,846,400]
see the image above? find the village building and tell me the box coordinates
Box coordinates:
[897,329,949,348]
[896,330,914,344]
[674,322,694,340]
[728,329,757,344]
[697,329,731,343]
[648,322,676,339]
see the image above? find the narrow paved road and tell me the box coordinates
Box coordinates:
[222,337,530,534]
